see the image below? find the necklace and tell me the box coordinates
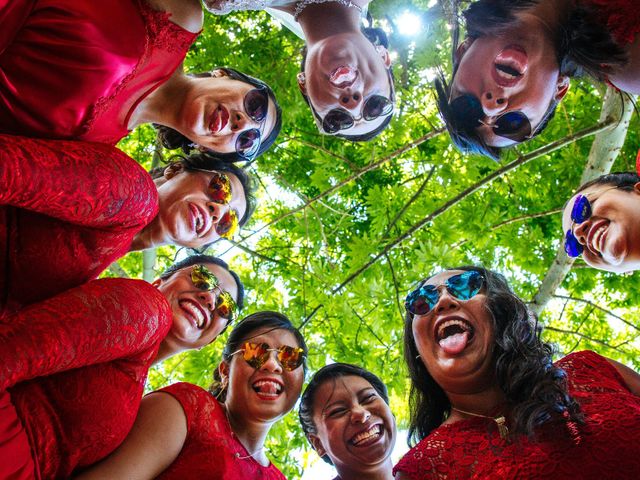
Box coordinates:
[451,407,509,440]
[294,0,363,21]
[223,405,266,462]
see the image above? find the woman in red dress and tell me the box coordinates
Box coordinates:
[0,134,254,320]
[394,266,640,479]
[435,0,640,160]
[298,363,396,480]
[0,0,281,162]
[78,311,307,479]
[0,255,243,479]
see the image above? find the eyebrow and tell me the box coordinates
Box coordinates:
[322,387,377,411]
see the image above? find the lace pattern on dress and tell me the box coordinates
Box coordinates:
[581,0,640,46]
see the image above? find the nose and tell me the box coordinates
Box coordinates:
[433,287,461,313]
[481,91,508,117]
[350,405,371,424]
[206,200,229,221]
[230,110,249,131]
[573,219,591,245]
[260,350,283,374]
[338,91,363,110]
[197,290,217,313]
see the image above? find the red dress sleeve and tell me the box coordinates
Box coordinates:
[0,278,171,391]
[579,0,640,46]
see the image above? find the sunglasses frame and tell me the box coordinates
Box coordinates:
[235,87,269,162]
[206,172,239,240]
[190,264,238,324]
[230,341,306,371]
[405,270,485,316]
[321,94,394,134]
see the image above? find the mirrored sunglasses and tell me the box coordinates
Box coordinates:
[190,264,238,324]
[564,194,591,258]
[405,270,484,316]
[236,87,268,161]
[322,95,394,134]
[231,341,305,371]
[207,172,239,239]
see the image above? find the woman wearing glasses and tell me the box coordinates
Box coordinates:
[299,363,396,480]
[436,0,640,160]
[204,0,394,141]
[0,1,281,162]
[78,311,307,479]
[0,256,242,479]
[0,136,254,320]
[394,266,640,479]
[562,172,640,273]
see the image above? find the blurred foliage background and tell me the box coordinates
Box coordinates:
[110,1,640,477]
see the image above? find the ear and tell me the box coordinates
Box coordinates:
[554,75,570,102]
[211,68,228,79]
[307,434,326,458]
[296,72,307,96]
[218,360,230,384]
[151,278,162,288]
[163,162,184,180]
[375,45,391,68]
[633,181,640,194]
[454,38,474,66]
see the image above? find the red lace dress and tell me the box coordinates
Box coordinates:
[0,134,158,320]
[0,278,172,479]
[155,383,287,480]
[580,0,640,46]
[0,0,198,143]
[393,351,640,480]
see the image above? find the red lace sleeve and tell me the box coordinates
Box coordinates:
[0,278,171,390]
[0,135,158,229]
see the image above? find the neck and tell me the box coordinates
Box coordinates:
[130,217,166,252]
[296,2,363,44]
[152,340,179,365]
[445,384,507,424]
[336,459,394,480]
[224,403,273,466]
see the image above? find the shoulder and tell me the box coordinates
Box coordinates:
[393,431,447,479]
[555,350,634,393]
[157,383,224,429]
[145,0,203,33]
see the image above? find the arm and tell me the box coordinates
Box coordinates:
[0,278,171,390]
[605,358,640,396]
[0,135,158,229]
[75,392,187,480]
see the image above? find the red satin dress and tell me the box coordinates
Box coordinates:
[581,0,640,46]
[155,383,287,480]
[393,351,640,479]
[0,0,198,143]
[0,134,159,320]
[0,278,172,479]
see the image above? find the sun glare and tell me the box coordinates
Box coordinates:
[395,11,422,37]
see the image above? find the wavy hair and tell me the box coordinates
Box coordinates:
[403,266,583,445]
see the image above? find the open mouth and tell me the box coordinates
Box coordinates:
[252,379,284,400]
[179,299,208,329]
[190,203,210,237]
[350,424,383,447]
[587,220,608,255]
[209,105,229,134]
[435,318,475,355]
[492,45,528,88]
[329,65,358,88]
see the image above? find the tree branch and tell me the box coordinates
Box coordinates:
[386,165,436,234]
[545,325,631,355]
[553,294,640,332]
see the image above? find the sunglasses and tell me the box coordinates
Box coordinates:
[207,172,239,239]
[321,94,394,134]
[405,271,484,316]
[564,194,591,258]
[450,94,531,142]
[236,87,268,161]
[230,341,305,371]
[190,264,238,324]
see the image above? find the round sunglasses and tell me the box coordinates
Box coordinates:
[322,94,394,134]
[405,271,485,316]
[450,94,531,142]
[236,87,269,162]
[190,264,238,324]
[207,172,239,240]
[230,341,305,371]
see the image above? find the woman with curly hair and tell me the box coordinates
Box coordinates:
[394,266,640,479]
[436,0,640,160]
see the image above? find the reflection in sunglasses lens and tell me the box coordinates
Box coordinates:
[245,88,268,123]
[323,109,354,133]
[208,172,232,204]
[216,209,238,239]
[363,95,393,120]
[236,128,261,160]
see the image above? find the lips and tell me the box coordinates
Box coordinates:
[492,45,528,88]
[179,298,209,329]
[209,105,229,134]
[252,378,284,401]
[329,65,358,88]
[350,424,383,447]
[189,203,211,237]
[586,220,608,255]
[433,317,475,355]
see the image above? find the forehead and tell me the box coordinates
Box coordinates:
[243,327,299,348]
[226,172,247,220]
[314,375,376,414]
[262,96,278,142]
[424,269,467,286]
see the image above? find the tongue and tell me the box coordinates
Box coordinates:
[439,332,470,355]
[257,383,279,395]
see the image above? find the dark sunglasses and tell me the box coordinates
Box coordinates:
[450,94,531,142]
[405,271,484,316]
[322,95,394,134]
[206,172,239,239]
[230,341,305,371]
[190,264,238,324]
[564,194,591,258]
[236,87,269,161]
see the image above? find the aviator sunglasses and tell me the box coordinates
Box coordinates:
[230,341,306,371]
[405,270,485,316]
[236,87,269,162]
[190,264,238,324]
[207,172,239,239]
[450,94,532,142]
[564,194,591,258]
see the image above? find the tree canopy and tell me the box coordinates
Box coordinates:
[110,1,640,477]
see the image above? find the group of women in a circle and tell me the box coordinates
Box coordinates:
[1,0,640,479]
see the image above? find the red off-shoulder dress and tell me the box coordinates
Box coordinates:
[0,135,158,320]
[0,278,172,479]
[581,0,640,46]
[0,0,198,143]
[154,383,287,480]
[393,351,640,480]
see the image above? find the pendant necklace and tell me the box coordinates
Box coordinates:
[451,406,509,440]
[224,405,266,461]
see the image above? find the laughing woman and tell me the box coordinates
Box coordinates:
[395,266,640,479]
[78,311,307,479]
[299,363,396,480]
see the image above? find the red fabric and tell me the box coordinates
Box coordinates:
[0,134,158,320]
[2,278,172,479]
[0,390,34,480]
[580,0,640,46]
[155,383,287,480]
[0,0,198,144]
[393,351,640,480]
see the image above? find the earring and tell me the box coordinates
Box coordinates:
[415,354,421,359]
[296,72,306,84]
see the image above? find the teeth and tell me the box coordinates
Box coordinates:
[182,301,205,328]
[496,64,521,78]
[437,319,471,340]
[352,425,381,445]
[252,380,283,395]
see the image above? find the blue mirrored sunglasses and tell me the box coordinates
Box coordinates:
[564,194,592,258]
[405,271,484,316]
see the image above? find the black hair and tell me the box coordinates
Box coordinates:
[210,311,308,402]
[298,363,389,465]
[155,67,282,162]
[299,25,395,142]
[159,254,245,311]
[150,151,257,229]
[403,266,583,445]
[575,171,640,195]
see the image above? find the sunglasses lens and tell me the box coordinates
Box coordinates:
[216,291,237,324]
[363,95,393,121]
[450,94,484,130]
[191,264,219,290]
[571,195,592,223]
[564,230,584,257]
[208,172,232,204]
[447,271,483,300]
[277,346,305,371]
[242,342,270,369]
[494,111,531,141]
[322,109,354,134]
[405,286,438,315]
[236,128,261,161]
[216,209,239,239]
[244,88,268,123]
